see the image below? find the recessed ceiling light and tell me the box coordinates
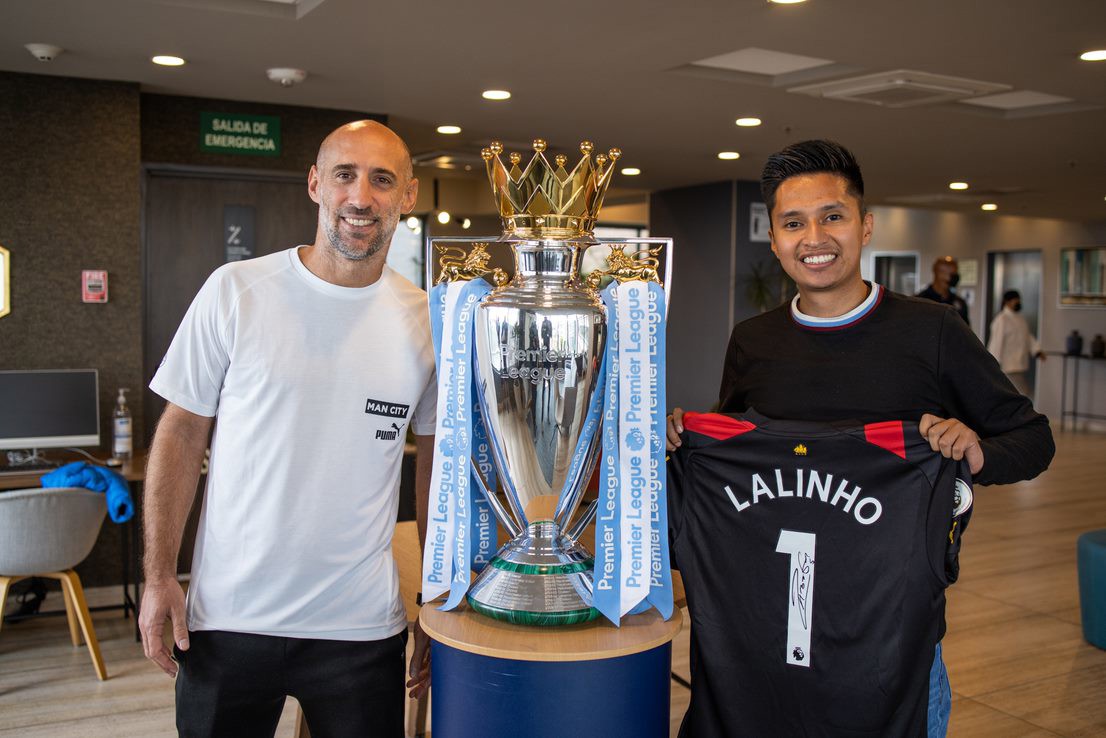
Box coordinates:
[769,0,807,4]
[152,55,186,67]
[1079,49,1106,61]
[981,203,998,211]
[437,211,451,224]
[621,167,641,176]
[718,151,741,160]
[948,182,969,190]
[406,216,420,230]
[735,117,762,127]
[482,89,511,100]
[462,218,472,229]
[436,125,462,135]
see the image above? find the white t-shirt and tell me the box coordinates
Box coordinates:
[150,248,436,641]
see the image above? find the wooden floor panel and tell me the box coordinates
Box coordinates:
[943,613,1106,697]
[2,430,1104,736]
[969,662,1106,736]
[947,697,1061,738]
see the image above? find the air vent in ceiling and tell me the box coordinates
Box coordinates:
[790,70,1010,108]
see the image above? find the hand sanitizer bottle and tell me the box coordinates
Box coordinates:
[112,388,132,463]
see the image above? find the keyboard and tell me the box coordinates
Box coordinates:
[0,462,60,476]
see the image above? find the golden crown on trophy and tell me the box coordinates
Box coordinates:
[481,138,621,239]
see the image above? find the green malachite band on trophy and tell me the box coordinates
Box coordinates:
[490,557,594,576]
[466,597,600,626]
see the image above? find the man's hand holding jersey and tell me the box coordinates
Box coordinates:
[919,414,984,475]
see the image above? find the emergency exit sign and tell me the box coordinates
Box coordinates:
[200,112,281,157]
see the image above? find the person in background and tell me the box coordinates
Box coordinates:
[139,120,435,738]
[918,256,969,325]
[667,140,1054,738]
[988,289,1046,398]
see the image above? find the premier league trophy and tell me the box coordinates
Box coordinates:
[422,138,673,626]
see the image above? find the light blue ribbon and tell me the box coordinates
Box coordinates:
[593,283,622,623]
[645,281,673,618]
[470,394,497,573]
[594,280,673,624]
[426,278,492,610]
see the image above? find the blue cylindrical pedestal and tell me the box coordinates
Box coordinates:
[1078,529,1106,650]
[430,640,672,738]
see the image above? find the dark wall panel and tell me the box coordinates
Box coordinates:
[0,72,143,444]
[0,72,142,588]
[650,181,734,412]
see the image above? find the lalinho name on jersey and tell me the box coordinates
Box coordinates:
[722,468,883,525]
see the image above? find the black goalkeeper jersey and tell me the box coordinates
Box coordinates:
[670,411,972,738]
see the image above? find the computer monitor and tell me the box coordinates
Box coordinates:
[0,369,100,451]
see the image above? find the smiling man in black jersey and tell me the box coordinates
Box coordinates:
[666,140,1054,738]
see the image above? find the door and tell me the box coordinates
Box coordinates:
[143,168,318,438]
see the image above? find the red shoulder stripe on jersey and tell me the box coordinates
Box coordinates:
[864,420,907,459]
[684,412,757,440]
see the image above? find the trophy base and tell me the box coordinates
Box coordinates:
[466,521,599,626]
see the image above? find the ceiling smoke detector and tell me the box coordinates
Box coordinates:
[25,43,63,62]
[266,67,307,87]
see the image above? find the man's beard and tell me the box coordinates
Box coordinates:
[325,210,396,261]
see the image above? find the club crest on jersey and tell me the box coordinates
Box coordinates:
[793,444,808,456]
[953,478,973,517]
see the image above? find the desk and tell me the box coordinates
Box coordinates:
[1051,353,1106,430]
[0,450,146,638]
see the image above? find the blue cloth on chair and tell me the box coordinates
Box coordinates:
[40,462,135,523]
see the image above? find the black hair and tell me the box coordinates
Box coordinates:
[760,140,865,214]
[1002,289,1021,304]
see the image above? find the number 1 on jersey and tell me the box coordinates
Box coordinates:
[776,530,816,668]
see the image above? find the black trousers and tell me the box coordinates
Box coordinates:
[175,629,408,738]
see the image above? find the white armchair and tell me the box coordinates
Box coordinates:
[0,487,109,680]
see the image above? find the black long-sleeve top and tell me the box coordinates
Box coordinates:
[718,287,1054,485]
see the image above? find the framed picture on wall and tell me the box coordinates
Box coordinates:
[1059,247,1106,306]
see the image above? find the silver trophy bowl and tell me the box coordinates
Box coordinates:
[465,236,606,625]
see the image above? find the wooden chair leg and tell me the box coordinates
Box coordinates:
[0,575,18,635]
[60,578,83,646]
[45,571,107,680]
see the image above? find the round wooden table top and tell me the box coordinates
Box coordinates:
[420,598,683,663]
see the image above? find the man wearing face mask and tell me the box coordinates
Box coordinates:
[918,256,969,325]
[988,289,1046,397]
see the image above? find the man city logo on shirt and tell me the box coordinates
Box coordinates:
[953,478,973,517]
[365,398,410,419]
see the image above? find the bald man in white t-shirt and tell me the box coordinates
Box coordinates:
[140,121,435,738]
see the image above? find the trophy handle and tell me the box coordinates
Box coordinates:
[565,499,599,543]
[471,458,522,539]
[553,409,605,529]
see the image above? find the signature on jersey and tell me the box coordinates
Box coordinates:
[790,552,814,630]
